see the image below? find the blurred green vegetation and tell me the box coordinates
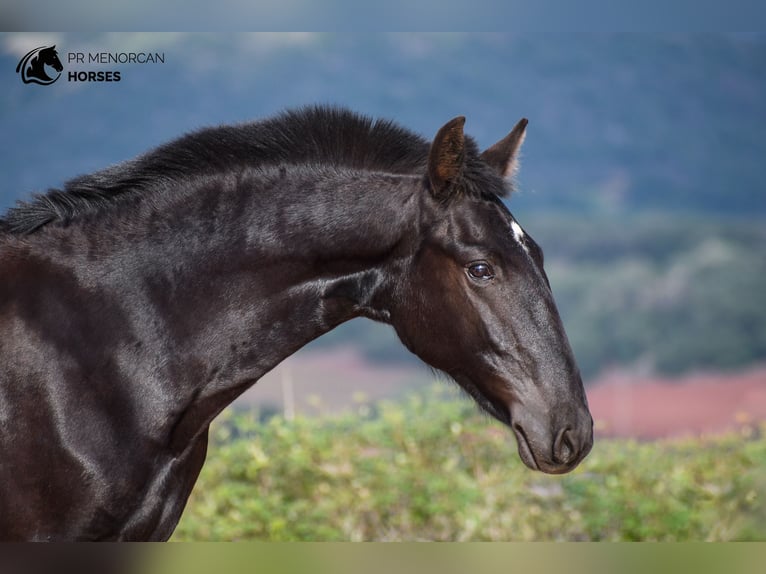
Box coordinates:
[532,214,766,377]
[314,215,766,379]
[173,387,766,541]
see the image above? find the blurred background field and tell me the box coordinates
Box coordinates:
[2,33,765,540]
[173,387,766,541]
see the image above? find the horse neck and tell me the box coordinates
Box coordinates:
[31,55,46,74]
[23,167,422,444]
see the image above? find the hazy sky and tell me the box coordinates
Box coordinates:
[2,0,765,31]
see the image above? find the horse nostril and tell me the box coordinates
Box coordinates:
[553,427,577,465]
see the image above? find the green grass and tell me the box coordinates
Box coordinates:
[173,386,766,541]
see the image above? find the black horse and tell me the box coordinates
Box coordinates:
[0,106,593,541]
[15,45,64,85]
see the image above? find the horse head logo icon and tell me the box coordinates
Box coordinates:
[16,45,64,85]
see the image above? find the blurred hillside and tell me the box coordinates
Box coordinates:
[2,33,765,379]
[2,34,765,215]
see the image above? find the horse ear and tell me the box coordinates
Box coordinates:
[480,118,528,178]
[428,116,466,199]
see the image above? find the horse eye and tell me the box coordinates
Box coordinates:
[468,262,494,280]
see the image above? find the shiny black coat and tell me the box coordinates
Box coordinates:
[0,107,591,540]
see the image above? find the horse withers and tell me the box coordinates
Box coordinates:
[0,107,593,540]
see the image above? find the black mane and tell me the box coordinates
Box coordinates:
[1,106,506,235]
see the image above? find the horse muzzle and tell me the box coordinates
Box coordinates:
[510,403,594,474]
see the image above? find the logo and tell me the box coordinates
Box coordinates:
[14,46,165,86]
[16,45,64,85]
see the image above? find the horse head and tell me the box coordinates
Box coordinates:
[389,116,593,474]
[16,45,63,84]
[37,46,64,73]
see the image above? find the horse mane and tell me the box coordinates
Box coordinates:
[0,105,506,235]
